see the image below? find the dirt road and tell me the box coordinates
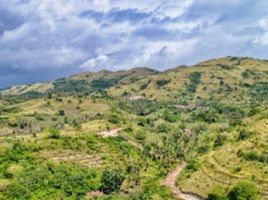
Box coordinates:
[163,162,204,200]
[97,128,123,138]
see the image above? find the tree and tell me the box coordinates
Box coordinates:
[100,170,124,194]
[228,181,258,200]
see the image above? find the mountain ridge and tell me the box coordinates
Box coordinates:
[1,56,266,96]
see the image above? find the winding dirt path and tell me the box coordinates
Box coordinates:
[163,162,204,200]
[97,128,123,138]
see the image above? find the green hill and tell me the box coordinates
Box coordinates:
[0,56,267,200]
[1,67,159,96]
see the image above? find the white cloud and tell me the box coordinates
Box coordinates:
[2,23,32,42]
[154,0,194,19]
[253,17,268,45]
[80,54,109,69]
[0,0,268,87]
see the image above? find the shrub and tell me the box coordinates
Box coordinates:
[163,111,178,123]
[186,159,200,172]
[214,134,227,147]
[237,129,252,141]
[208,185,227,200]
[58,109,65,116]
[137,118,146,126]
[237,150,268,163]
[198,145,209,154]
[156,79,170,88]
[91,78,118,90]
[140,82,149,90]
[135,130,146,144]
[5,182,31,200]
[156,124,169,133]
[19,122,28,129]
[48,127,60,139]
[107,113,120,124]
[193,109,218,123]
[100,170,125,194]
[185,72,202,93]
[228,181,258,200]
[72,120,82,130]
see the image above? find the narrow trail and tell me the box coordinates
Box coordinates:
[97,128,123,138]
[163,162,204,200]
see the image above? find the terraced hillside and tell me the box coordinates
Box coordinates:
[177,111,268,199]
[0,56,267,200]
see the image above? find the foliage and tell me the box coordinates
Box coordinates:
[135,130,146,144]
[186,159,200,172]
[4,164,99,200]
[48,127,61,139]
[163,111,178,123]
[58,109,65,116]
[237,150,268,163]
[193,109,219,123]
[208,185,228,200]
[227,181,258,200]
[185,72,202,93]
[244,82,268,102]
[100,169,125,194]
[237,128,252,141]
[52,79,92,94]
[156,123,170,133]
[214,134,227,147]
[107,113,120,124]
[156,79,171,88]
[91,78,119,90]
[120,99,159,116]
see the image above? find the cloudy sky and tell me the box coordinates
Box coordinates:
[0,0,268,88]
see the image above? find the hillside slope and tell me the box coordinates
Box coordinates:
[0,56,267,199]
[1,67,159,96]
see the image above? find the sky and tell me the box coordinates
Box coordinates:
[1,0,268,88]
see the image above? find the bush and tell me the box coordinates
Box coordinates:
[156,79,170,88]
[58,109,65,116]
[228,181,258,200]
[193,109,219,123]
[72,119,81,130]
[48,127,60,139]
[237,150,268,163]
[214,134,227,147]
[135,130,146,144]
[107,113,120,124]
[208,185,227,200]
[156,124,169,133]
[137,118,146,126]
[91,78,118,90]
[163,111,178,123]
[4,164,98,199]
[185,72,202,93]
[237,129,252,141]
[100,170,125,194]
[186,159,200,172]
[198,145,209,154]
[5,182,31,200]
